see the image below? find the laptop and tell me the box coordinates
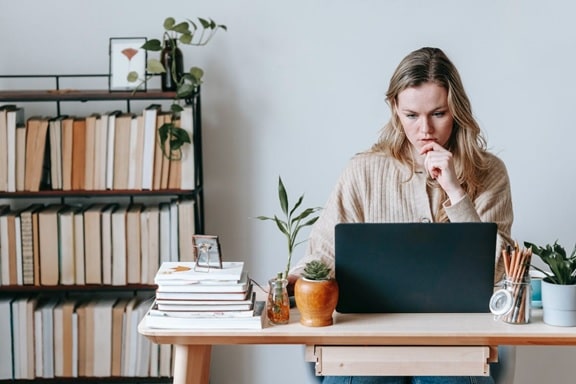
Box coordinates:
[334,222,497,314]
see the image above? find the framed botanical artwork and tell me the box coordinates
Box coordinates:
[108,37,147,91]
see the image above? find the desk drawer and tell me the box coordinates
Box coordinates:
[308,346,495,377]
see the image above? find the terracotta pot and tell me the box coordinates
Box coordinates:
[294,277,339,327]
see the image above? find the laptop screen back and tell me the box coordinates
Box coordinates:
[334,222,497,314]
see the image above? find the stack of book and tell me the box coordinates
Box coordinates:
[145,261,266,329]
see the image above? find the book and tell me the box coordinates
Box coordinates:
[156,286,254,306]
[76,300,89,377]
[154,261,245,284]
[48,116,65,190]
[157,271,250,292]
[92,113,107,190]
[113,113,133,190]
[0,208,18,285]
[37,298,57,378]
[121,297,140,377]
[60,116,74,191]
[141,104,161,190]
[160,113,172,189]
[19,204,43,285]
[0,105,11,192]
[111,298,131,377]
[0,299,13,379]
[134,299,152,377]
[105,111,122,190]
[83,113,99,191]
[143,205,160,284]
[38,204,66,285]
[71,117,86,190]
[15,122,26,191]
[145,300,265,330]
[126,203,143,284]
[24,116,50,192]
[128,114,145,190]
[158,202,172,265]
[153,112,170,190]
[92,298,116,377]
[83,203,109,284]
[6,107,24,192]
[53,299,75,377]
[14,214,22,285]
[111,204,128,286]
[100,204,117,285]
[74,206,86,285]
[179,104,195,190]
[177,199,196,261]
[148,300,257,318]
[58,206,77,285]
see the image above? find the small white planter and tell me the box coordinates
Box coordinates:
[541,279,576,326]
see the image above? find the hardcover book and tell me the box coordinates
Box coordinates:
[145,300,265,330]
[154,261,245,284]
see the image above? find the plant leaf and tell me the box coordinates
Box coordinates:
[163,17,176,30]
[172,22,190,34]
[147,59,165,74]
[141,39,162,51]
[126,71,139,83]
[278,177,289,217]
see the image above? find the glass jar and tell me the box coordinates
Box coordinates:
[490,278,531,324]
[267,274,290,325]
[160,38,183,91]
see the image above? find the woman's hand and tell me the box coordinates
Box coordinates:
[420,142,466,204]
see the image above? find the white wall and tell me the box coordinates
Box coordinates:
[2,1,576,383]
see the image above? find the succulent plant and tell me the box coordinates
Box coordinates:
[302,260,331,281]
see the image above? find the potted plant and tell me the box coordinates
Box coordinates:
[294,259,339,327]
[256,176,321,280]
[256,176,321,324]
[128,17,226,159]
[524,240,576,326]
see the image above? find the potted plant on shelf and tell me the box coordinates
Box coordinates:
[256,176,321,325]
[524,240,576,326]
[128,16,226,159]
[294,259,339,327]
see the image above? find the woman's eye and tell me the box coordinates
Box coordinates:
[433,111,445,118]
[405,113,416,119]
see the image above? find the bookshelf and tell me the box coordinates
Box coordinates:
[0,74,205,383]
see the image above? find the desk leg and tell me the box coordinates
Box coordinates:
[173,344,212,384]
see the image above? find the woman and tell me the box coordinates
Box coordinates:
[289,47,514,384]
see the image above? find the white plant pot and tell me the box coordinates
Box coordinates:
[541,279,576,326]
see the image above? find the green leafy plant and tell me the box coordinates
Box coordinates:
[128,17,226,159]
[302,260,332,281]
[256,177,321,280]
[524,240,576,285]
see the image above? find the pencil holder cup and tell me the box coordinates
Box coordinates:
[490,278,531,324]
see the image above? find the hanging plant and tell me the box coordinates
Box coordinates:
[127,17,227,159]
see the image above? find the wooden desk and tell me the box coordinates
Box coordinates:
[139,308,576,384]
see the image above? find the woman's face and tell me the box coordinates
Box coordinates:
[395,82,454,154]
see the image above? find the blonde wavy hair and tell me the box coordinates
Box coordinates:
[371,47,490,221]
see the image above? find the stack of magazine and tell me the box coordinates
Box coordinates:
[145,261,266,329]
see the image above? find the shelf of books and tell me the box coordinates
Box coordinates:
[0,75,205,383]
[144,261,265,330]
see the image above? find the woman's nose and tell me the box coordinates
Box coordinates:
[420,117,433,133]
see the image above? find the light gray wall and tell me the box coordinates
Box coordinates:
[2,1,575,383]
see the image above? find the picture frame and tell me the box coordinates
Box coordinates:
[108,37,147,91]
[192,235,223,269]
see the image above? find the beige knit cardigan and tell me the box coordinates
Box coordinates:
[290,151,514,284]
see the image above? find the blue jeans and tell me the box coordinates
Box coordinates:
[322,377,495,384]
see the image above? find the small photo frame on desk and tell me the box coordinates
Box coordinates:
[109,37,147,91]
[193,235,223,269]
